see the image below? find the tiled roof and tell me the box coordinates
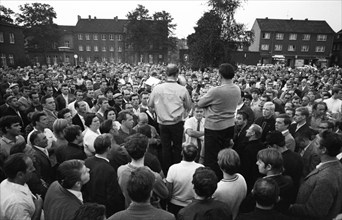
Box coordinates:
[256,18,335,34]
[75,18,128,33]
[58,25,75,33]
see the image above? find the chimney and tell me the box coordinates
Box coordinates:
[290,18,293,20]
[114,16,118,22]
[305,18,308,21]
[77,15,81,21]
[88,15,91,20]
[265,17,268,19]
[94,16,97,19]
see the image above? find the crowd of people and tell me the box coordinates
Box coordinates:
[0,61,342,220]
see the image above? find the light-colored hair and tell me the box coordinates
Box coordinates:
[53,118,68,137]
[250,124,263,139]
[217,148,240,175]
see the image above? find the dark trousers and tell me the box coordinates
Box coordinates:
[168,202,184,217]
[204,126,234,180]
[159,121,184,175]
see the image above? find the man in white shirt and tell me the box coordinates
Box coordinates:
[0,153,43,220]
[324,87,342,117]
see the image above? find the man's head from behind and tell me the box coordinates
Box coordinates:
[57,159,90,190]
[217,148,240,175]
[127,167,155,203]
[166,64,179,77]
[219,63,235,80]
[192,167,218,199]
[124,133,148,160]
[182,143,198,162]
[94,134,112,154]
[252,178,280,208]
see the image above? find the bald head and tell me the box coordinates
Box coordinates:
[138,113,148,125]
[166,64,179,77]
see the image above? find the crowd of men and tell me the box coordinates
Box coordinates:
[0,61,342,220]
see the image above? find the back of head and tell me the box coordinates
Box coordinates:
[93,134,112,154]
[257,148,283,173]
[319,130,342,157]
[124,133,148,160]
[182,143,198,162]
[217,148,240,175]
[219,63,235,80]
[4,153,28,179]
[99,119,113,134]
[53,118,68,135]
[166,64,179,77]
[64,125,82,143]
[57,159,84,189]
[192,167,218,199]
[73,203,106,220]
[127,167,155,203]
[252,178,279,207]
[136,124,152,138]
[266,130,285,148]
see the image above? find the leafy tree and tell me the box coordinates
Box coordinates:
[15,3,61,64]
[153,11,177,51]
[0,5,15,24]
[187,10,225,68]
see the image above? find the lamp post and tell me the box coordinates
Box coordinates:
[74,54,78,66]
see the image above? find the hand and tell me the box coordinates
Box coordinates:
[33,194,43,210]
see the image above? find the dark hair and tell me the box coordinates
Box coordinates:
[97,97,108,106]
[257,148,284,173]
[29,131,42,146]
[94,134,112,154]
[105,87,114,95]
[99,120,113,134]
[130,93,139,101]
[252,178,279,207]
[74,100,84,109]
[31,111,46,126]
[139,91,149,99]
[192,167,217,199]
[64,125,82,143]
[84,113,97,127]
[73,203,106,220]
[312,101,328,112]
[219,63,235,79]
[236,110,248,121]
[104,107,116,120]
[117,110,132,123]
[127,167,155,203]
[124,133,148,160]
[182,143,198,162]
[58,108,71,119]
[41,94,53,105]
[250,88,260,95]
[10,141,27,155]
[57,159,84,189]
[136,125,152,138]
[276,114,292,126]
[0,115,22,133]
[217,149,240,175]
[4,153,29,179]
[319,130,342,157]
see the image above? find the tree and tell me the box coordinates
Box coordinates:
[15,3,61,64]
[187,10,225,68]
[153,11,177,51]
[0,5,15,24]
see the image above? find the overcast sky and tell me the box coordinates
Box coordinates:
[2,0,341,38]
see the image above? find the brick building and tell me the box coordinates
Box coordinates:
[331,30,342,67]
[0,21,26,67]
[249,18,335,67]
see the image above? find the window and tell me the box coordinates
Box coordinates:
[288,45,296,51]
[101,34,106,40]
[118,46,122,52]
[94,45,99,52]
[274,45,282,51]
[118,55,122,63]
[78,34,83,40]
[52,42,57,49]
[109,34,114,40]
[159,54,163,59]
[34,56,39,63]
[87,57,91,62]
[261,44,269,50]
[149,54,153,63]
[102,57,107,62]
[47,56,51,64]
[79,45,83,51]
[117,34,122,41]
[110,57,114,62]
[8,54,14,65]
[302,34,310,41]
[301,45,309,52]
[93,34,98,40]
[53,56,58,64]
[86,45,91,51]
[0,32,3,43]
[276,33,284,40]
[262,33,270,39]
[237,45,243,51]
[85,34,90,40]
[9,33,15,44]
[315,46,325,52]
[317,35,327,41]
[109,46,114,52]
[289,34,297,40]
[79,56,84,62]
[102,46,106,52]
[1,54,6,66]
[65,55,70,63]
[64,41,70,47]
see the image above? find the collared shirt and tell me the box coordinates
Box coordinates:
[34,145,49,157]
[95,154,110,163]
[184,116,205,147]
[281,130,289,135]
[295,122,306,132]
[300,141,312,157]
[27,127,56,150]
[0,135,25,157]
[66,189,83,202]
[0,179,36,220]
[62,94,69,106]
[316,159,339,169]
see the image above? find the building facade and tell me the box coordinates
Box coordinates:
[248,18,335,67]
[0,21,26,68]
[331,30,342,67]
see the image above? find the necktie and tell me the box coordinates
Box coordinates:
[197,119,202,150]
